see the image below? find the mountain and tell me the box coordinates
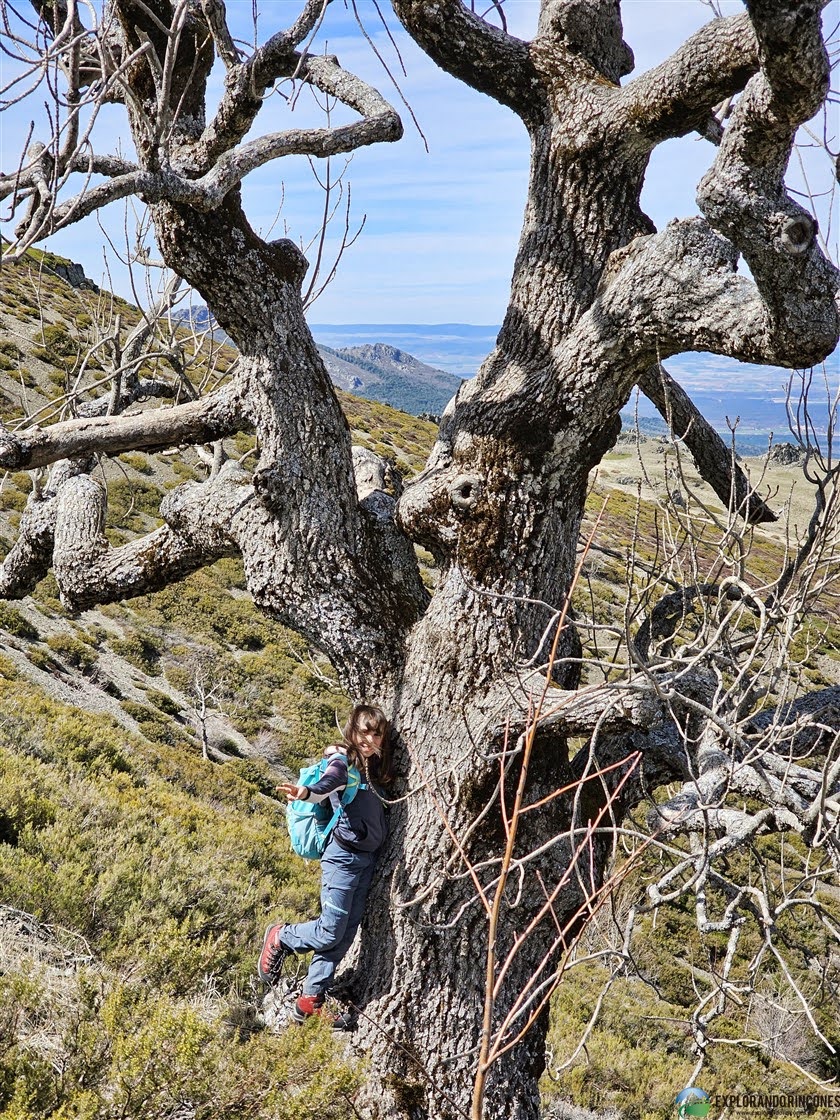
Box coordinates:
[315,324,840,441]
[175,308,462,416]
[309,322,498,378]
[320,342,460,415]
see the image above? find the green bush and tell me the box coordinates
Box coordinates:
[109,631,163,675]
[120,700,157,723]
[31,573,68,617]
[118,452,154,475]
[0,677,321,997]
[145,689,182,717]
[171,458,202,481]
[0,603,39,640]
[0,960,359,1119]
[225,757,276,796]
[46,633,97,671]
[0,753,57,845]
[136,717,194,750]
[107,478,164,531]
[0,488,28,513]
[213,557,248,591]
[26,648,58,673]
[10,473,32,494]
[31,323,79,368]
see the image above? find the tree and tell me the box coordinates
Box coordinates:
[1,1,839,1117]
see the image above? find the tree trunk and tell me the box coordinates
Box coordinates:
[345,120,656,1119]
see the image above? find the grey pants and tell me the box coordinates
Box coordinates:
[281,838,378,996]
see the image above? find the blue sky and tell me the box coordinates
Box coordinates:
[2,1,838,327]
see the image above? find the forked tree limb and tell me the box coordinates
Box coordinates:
[188,0,335,170]
[52,461,252,609]
[695,0,839,333]
[197,54,403,205]
[0,153,142,206]
[637,362,776,524]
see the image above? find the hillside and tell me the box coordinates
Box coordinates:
[173,305,462,415]
[0,250,838,1119]
[319,342,461,415]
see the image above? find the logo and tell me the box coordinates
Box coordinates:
[675,1087,711,1118]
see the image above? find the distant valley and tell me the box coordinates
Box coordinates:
[312,324,837,446]
[159,306,840,442]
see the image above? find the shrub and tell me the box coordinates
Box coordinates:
[225,757,276,796]
[145,689,182,717]
[171,458,202,481]
[0,488,28,513]
[118,452,154,475]
[109,631,163,675]
[213,557,248,591]
[0,754,57,844]
[31,324,78,368]
[46,633,97,671]
[120,700,157,723]
[26,648,58,673]
[0,603,39,640]
[136,717,194,750]
[107,478,164,531]
[10,473,32,494]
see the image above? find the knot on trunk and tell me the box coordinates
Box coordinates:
[779,213,816,255]
[449,473,484,512]
[268,237,309,286]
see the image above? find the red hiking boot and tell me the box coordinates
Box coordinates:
[257,922,292,984]
[290,993,355,1031]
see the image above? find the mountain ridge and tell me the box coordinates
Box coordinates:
[174,306,462,416]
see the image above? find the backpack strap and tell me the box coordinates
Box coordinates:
[321,781,369,841]
[322,802,343,840]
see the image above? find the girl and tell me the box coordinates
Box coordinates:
[257,703,392,1029]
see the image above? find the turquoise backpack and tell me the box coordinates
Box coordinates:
[285,757,367,860]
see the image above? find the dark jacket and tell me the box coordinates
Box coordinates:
[303,749,387,854]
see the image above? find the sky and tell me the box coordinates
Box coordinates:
[1,1,838,328]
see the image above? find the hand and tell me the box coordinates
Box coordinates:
[277,782,306,801]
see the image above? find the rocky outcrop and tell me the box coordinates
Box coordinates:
[768,441,804,465]
[50,259,99,292]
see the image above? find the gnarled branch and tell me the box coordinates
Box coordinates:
[637,362,776,524]
[52,460,252,610]
[615,13,757,146]
[198,54,403,206]
[392,0,537,118]
[0,384,242,470]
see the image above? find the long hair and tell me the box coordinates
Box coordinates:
[341,703,393,787]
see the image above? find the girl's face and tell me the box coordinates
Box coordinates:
[354,725,384,758]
